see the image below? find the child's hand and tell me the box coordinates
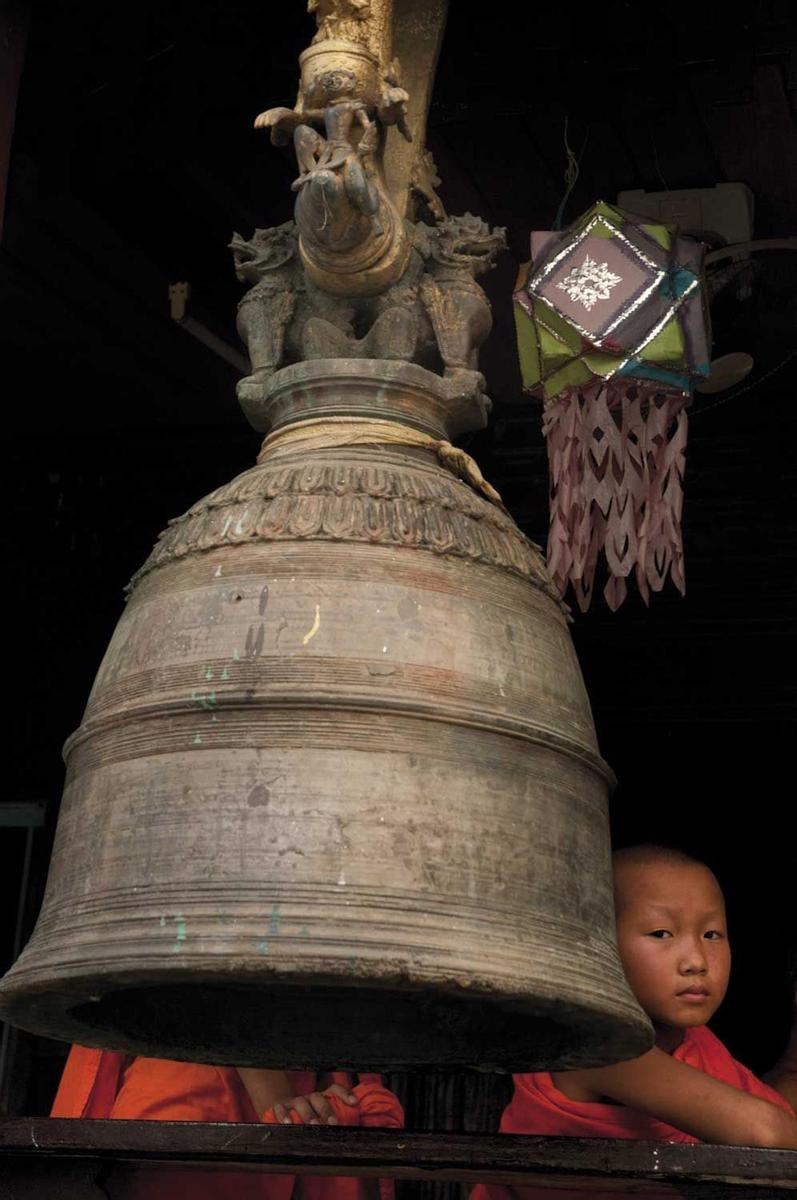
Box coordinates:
[273,1083,359,1126]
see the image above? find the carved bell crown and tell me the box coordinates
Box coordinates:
[0,0,653,1070]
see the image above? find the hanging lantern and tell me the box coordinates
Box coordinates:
[514,201,710,610]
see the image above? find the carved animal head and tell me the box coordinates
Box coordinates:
[431,213,507,275]
[230,222,298,284]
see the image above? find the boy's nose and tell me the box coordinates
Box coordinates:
[679,940,708,973]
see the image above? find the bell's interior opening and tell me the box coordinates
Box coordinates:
[67,983,593,1073]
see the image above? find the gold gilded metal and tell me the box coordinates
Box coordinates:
[254,0,420,294]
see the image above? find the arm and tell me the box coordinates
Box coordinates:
[253,106,324,145]
[355,107,379,157]
[237,1068,358,1125]
[557,1047,797,1148]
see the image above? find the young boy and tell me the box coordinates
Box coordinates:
[52,1050,402,1200]
[473,843,797,1198]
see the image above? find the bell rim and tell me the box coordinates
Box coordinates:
[0,965,652,1072]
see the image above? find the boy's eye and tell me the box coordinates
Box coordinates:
[647,929,673,939]
[704,930,725,941]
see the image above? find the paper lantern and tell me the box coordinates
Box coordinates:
[514,201,710,610]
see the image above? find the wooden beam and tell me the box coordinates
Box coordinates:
[2,1121,797,1196]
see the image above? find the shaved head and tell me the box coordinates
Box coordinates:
[613,844,705,872]
[613,845,722,916]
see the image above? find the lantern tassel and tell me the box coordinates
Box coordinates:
[543,383,688,611]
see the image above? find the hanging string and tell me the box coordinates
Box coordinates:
[553,116,590,231]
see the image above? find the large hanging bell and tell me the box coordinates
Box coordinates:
[0,360,651,1069]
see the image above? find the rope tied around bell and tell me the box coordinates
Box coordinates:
[258,415,505,509]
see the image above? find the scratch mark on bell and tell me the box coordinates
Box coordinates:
[246,624,265,658]
[302,605,321,646]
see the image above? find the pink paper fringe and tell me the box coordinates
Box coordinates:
[542,382,688,612]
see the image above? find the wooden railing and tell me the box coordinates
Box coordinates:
[3,1122,797,1199]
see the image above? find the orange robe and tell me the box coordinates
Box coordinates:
[471,1025,794,1200]
[52,1047,402,1200]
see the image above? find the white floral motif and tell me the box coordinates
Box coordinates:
[556,255,622,312]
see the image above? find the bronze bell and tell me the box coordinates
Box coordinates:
[0,1,652,1070]
[0,361,650,1070]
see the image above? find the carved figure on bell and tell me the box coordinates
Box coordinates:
[231,221,356,390]
[308,0,372,46]
[230,214,507,406]
[420,214,507,393]
[256,69,384,236]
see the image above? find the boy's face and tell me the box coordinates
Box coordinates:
[614,861,731,1032]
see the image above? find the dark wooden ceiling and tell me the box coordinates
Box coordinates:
[2,0,797,1083]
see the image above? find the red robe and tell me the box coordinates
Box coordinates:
[52,1047,403,1200]
[471,1025,793,1200]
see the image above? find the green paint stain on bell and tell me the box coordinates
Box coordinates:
[205,667,214,681]
[193,732,203,745]
[159,916,166,928]
[269,903,281,936]
[172,915,187,954]
[233,648,240,661]
[221,667,230,680]
[256,940,269,953]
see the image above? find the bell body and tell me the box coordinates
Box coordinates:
[0,362,651,1069]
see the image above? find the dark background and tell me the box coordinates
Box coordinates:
[1,0,796,1116]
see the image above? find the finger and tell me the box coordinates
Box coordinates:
[308,1093,336,1124]
[273,1103,292,1126]
[292,1096,319,1125]
[327,1083,359,1106]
